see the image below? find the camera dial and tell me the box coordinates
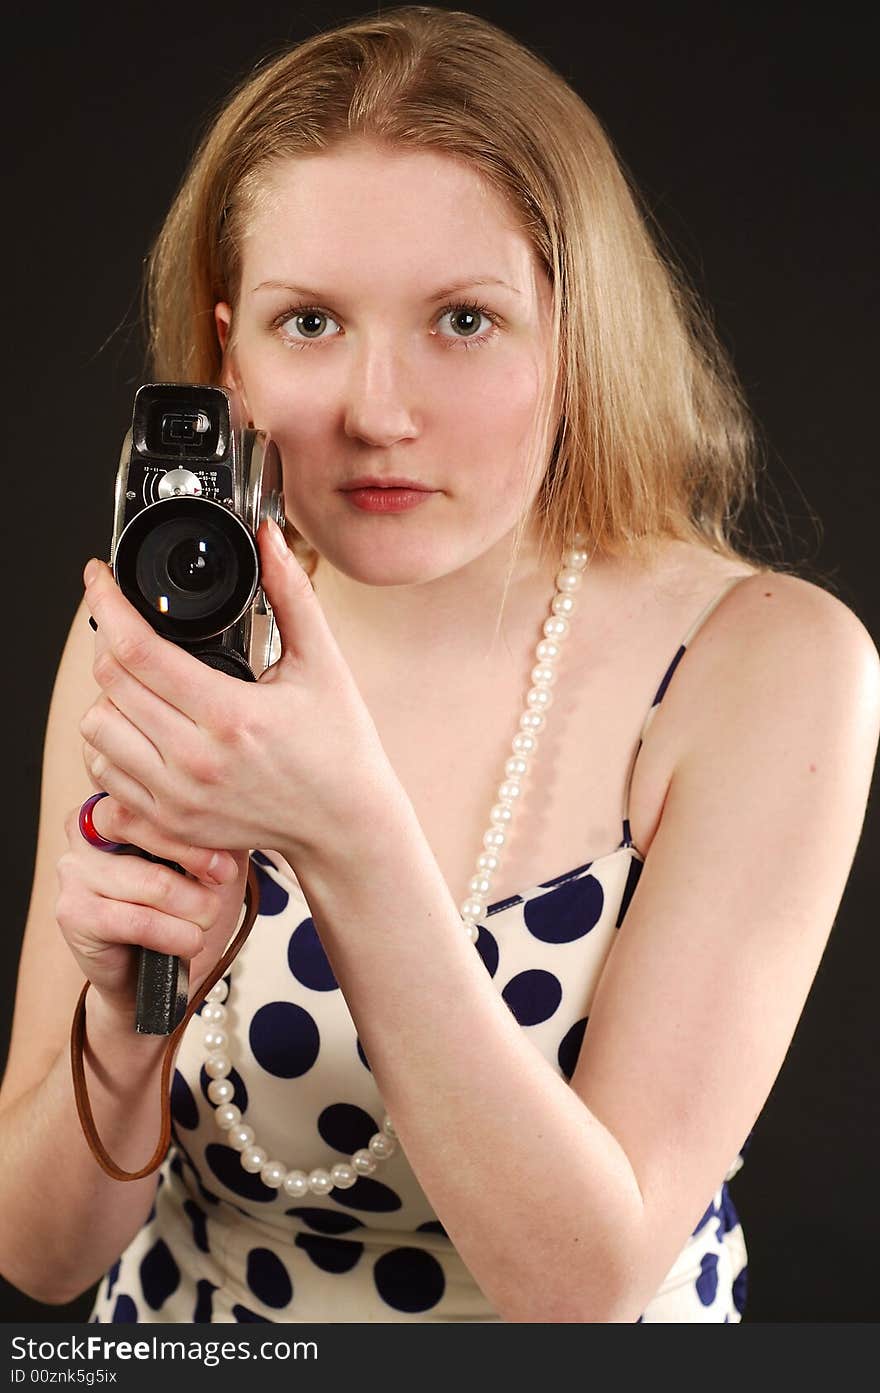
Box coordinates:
[158,469,203,499]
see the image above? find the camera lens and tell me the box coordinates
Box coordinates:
[166,537,223,593]
[115,497,258,642]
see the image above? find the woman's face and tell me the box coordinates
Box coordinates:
[215,141,556,586]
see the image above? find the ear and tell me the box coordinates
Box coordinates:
[214,302,254,427]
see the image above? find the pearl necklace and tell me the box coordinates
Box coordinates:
[199,535,589,1199]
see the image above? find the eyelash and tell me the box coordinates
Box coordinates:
[271,299,501,352]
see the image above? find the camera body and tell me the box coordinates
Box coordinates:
[111,382,285,683]
[110,383,285,1034]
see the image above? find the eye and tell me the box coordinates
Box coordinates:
[434,301,498,346]
[275,306,342,346]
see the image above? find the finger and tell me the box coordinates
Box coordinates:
[93,648,197,750]
[83,559,239,722]
[80,697,166,792]
[79,849,220,932]
[81,741,155,818]
[88,798,239,886]
[256,520,332,670]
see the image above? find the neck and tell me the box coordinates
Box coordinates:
[309,528,564,672]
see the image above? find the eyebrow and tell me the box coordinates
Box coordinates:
[249,276,522,299]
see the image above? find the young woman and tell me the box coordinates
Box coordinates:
[1,7,877,1323]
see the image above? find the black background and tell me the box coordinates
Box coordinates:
[2,1,877,1322]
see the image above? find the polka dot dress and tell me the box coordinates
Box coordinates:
[89,576,752,1324]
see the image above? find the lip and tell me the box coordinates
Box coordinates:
[340,476,435,491]
[342,486,436,513]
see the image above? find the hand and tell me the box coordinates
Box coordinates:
[55,796,250,1019]
[79,520,398,863]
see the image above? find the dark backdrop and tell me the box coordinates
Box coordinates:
[2,0,877,1323]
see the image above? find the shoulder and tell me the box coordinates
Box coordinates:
[677,564,880,772]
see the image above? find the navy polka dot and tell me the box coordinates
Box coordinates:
[205,1144,276,1203]
[317,1103,378,1154]
[417,1220,448,1237]
[287,917,339,991]
[139,1239,180,1311]
[501,969,563,1026]
[617,857,643,928]
[524,874,604,943]
[692,1197,717,1238]
[250,851,274,868]
[105,1259,121,1299]
[330,1177,403,1213]
[356,1037,371,1071]
[232,1304,270,1322]
[183,1199,210,1254]
[253,863,289,915]
[295,1232,364,1274]
[695,1251,719,1307]
[199,1063,248,1114]
[246,1247,293,1309]
[250,1001,320,1078]
[557,1017,587,1079]
[111,1294,138,1323]
[732,1264,748,1315]
[373,1247,445,1312]
[193,1279,218,1322]
[474,925,499,977]
[287,1208,366,1235]
[170,1070,199,1130]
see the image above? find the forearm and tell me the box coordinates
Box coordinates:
[0,993,168,1305]
[292,793,645,1324]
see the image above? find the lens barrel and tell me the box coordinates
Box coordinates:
[114,496,259,642]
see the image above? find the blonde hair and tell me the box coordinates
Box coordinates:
[145,5,784,585]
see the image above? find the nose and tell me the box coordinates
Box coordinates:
[342,334,420,448]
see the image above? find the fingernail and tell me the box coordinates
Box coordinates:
[267,517,289,560]
[205,852,234,884]
[84,559,99,586]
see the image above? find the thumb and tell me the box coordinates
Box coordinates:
[257,519,325,668]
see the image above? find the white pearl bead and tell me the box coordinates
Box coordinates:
[543,615,569,640]
[228,1124,255,1152]
[530,663,556,686]
[352,1148,377,1175]
[477,851,501,873]
[526,686,552,711]
[519,710,546,733]
[465,921,480,943]
[489,803,513,827]
[330,1163,357,1190]
[469,873,492,897]
[382,1116,397,1138]
[505,756,528,779]
[512,731,538,756]
[535,639,561,662]
[214,1103,241,1130]
[497,779,521,802]
[460,897,485,921]
[204,1053,232,1080]
[207,1078,234,1105]
[207,979,229,1002]
[203,1028,228,1052]
[556,567,582,591]
[200,1002,227,1025]
[282,1170,310,1198]
[308,1168,334,1195]
[565,547,589,569]
[482,827,506,850]
[572,530,587,546]
[368,1132,396,1160]
[551,593,576,617]
[241,1146,268,1173]
[260,1160,286,1188]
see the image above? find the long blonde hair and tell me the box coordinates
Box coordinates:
[145,5,786,583]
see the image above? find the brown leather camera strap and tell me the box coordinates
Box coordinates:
[70,861,261,1182]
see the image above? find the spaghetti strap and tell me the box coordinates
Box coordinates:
[621,573,755,849]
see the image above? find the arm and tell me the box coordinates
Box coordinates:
[291,573,880,1322]
[0,599,243,1305]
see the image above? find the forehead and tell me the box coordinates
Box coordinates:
[239,142,543,298]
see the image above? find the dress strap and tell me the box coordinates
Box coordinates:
[621,573,755,849]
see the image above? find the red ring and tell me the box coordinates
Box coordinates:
[78,792,127,852]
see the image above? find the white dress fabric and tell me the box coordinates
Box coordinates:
[89,575,752,1324]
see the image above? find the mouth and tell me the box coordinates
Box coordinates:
[339,477,436,492]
